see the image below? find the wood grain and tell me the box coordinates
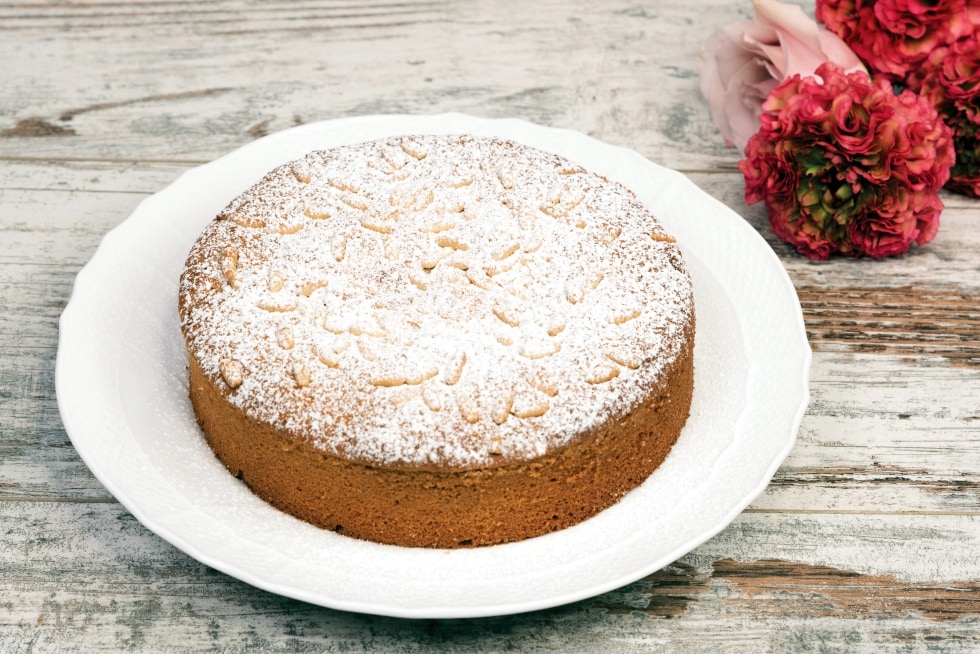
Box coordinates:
[710,559,980,622]
[2,0,980,649]
[798,285,980,367]
[0,0,745,168]
[2,504,979,652]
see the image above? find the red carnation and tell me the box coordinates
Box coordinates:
[910,31,980,197]
[740,63,954,259]
[816,0,972,82]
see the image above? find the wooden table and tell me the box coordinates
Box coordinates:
[2,1,978,650]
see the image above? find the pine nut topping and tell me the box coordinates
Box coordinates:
[303,206,331,220]
[276,326,295,350]
[370,373,406,387]
[457,394,480,423]
[360,218,393,233]
[221,247,239,289]
[607,350,641,370]
[267,270,284,293]
[400,140,428,160]
[586,364,620,385]
[436,235,468,251]
[609,308,642,325]
[315,345,340,368]
[341,195,368,211]
[331,235,347,262]
[219,359,244,389]
[492,391,514,425]
[292,362,312,387]
[421,386,443,411]
[492,304,521,327]
[291,160,311,184]
[492,241,520,261]
[181,135,693,469]
[442,349,467,385]
[511,397,549,418]
[520,338,561,360]
[527,371,558,397]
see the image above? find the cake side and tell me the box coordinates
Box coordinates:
[187,319,694,548]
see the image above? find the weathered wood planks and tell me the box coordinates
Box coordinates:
[0,0,749,168]
[2,0,979,649]
[1,503,978,652]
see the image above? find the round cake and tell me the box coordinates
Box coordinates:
[178,134,695,548]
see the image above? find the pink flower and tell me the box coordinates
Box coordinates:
[739,63,954,259]
[913,34,980,197]
[816,0,973,82]
[700,0,866,150]
[912,32,980,105]
[819,0,980,197]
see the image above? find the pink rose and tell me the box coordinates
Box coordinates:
[700,0,866,150]
[739,63,954,259]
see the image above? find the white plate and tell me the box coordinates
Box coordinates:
[56,114,810,619]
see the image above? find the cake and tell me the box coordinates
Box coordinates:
[178,134,695,548]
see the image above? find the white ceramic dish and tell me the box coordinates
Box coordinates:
[56,114,810,618]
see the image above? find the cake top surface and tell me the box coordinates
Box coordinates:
[179,135,693,469]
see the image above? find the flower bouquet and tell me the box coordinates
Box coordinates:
[700,0,976,260]
[817,0,980,198]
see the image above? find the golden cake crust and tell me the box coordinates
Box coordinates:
[187,331,693,548]
[179,135,695,547]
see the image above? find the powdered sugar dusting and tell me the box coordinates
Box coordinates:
[178,135,694,468]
